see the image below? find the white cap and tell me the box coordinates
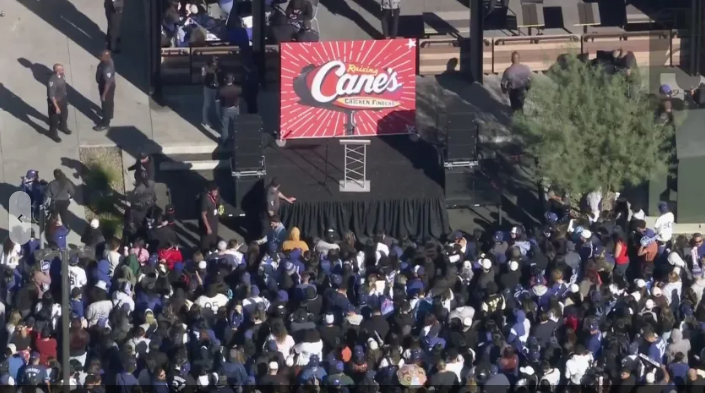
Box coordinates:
[90,219,100,229]
[269,361,279,370]
[96,281,108,291]
[325,314,335,324]
[652,287,663,297]
[7,344,16,355]
[463,317,473,327]
[645,299,655,310]
[481,259,492,270]
[570,284,580,293]
[217,241,227,251]
[367,337,379,350]
[198,261,207,270]
[635,279,646,288]
[581,229,592,239]
[645,373,656,384]
[509,261,519,271]
[189,4,199,14]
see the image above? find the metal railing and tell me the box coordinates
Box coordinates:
[418,30,686,74]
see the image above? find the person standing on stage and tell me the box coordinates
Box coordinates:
[380,0,401,39]
[266,178,296,217]
[202,57,222,128]
[200,182,222,252]
[105,0,124,53]
[501,51,532,112]
[216,73,242,145]
[47,64,71,143]
[93,51,116,132]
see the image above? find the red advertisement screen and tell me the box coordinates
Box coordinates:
[279,39,417,139]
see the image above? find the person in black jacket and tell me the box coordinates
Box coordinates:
[128,152,155,182]
[149,212,178,251]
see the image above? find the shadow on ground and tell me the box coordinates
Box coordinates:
[318,0,384,38]
[15,0,149,93]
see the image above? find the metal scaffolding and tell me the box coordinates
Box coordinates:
[339,139,371,192]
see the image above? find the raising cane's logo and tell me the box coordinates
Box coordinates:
[307,61,403,109]
[281,39,417,139]
[294,60,405,135]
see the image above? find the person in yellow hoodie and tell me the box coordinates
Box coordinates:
[283,227,309,252]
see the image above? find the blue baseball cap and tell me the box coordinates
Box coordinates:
[25,170,38,180]
[493,231,504,242]
[660,84,673,95]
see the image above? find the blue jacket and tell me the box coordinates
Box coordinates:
[586,332,602,358]
[70,299,85,319]
[51,225,69,249]
[116,372,139,393]
[648,338,666,364]
[8,356,25,381]
[221,362,248,385]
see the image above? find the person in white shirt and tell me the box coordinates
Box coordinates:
[0,239,21,270]
[654,202,674,243]
[564,345,593,385]
[266,323,296,357]
[68,258,88,291]
[86,282,113,327]
[586,189,602,222]
[104,238,124,277]
[195,286,230,316]
[113,282,135,313]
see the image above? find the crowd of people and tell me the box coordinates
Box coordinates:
[4,150,705,393]
[161,0,320,49]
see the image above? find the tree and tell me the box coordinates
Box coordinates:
[513,55,673,197]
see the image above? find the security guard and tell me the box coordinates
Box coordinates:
[105,0,124,52]
[47,64,71,142]
[93,50,116,132]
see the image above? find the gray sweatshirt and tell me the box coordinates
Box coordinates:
[44,179,75,202]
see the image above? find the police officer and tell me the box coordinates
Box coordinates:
[93,50,116,132]
[47,64,71,142]
[105,0,124,53]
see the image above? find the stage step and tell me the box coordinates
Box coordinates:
[157,152,232,172]
[159,143,220,155]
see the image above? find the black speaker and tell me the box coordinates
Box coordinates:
[444,166,500,208]
[446,114,478,162]
[233,114,264,172]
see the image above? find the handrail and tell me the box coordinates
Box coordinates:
[494,34,580,45]
[419,38,491,48]
[582,30,671,41]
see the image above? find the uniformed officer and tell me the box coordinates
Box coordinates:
[105,0,124,52]
[47,64,71,142]
[93,50,116,132]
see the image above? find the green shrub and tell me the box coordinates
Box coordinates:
[99,214,124,240]
[85,161,121,193]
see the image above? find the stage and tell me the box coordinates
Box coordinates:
[261,135,450,240]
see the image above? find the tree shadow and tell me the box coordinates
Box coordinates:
[317,0,384,39]
[18,58,104,126]
[0,83,52,140]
